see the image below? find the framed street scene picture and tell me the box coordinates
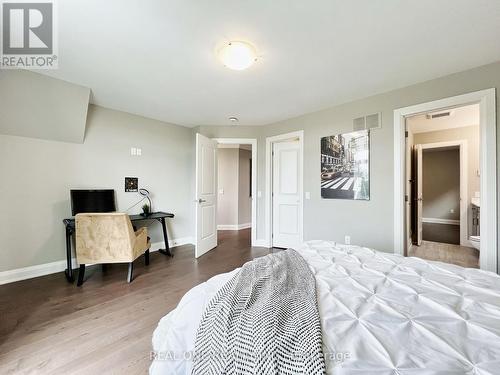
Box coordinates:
[320,130,370,200]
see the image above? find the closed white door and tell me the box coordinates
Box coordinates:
[416,144,423,246]
[272,141,302,248]
[195,133,217,258]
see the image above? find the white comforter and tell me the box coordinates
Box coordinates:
[150,241,500,374]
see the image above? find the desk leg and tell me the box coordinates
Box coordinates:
[158,217,173,257]
[65,228,74,283]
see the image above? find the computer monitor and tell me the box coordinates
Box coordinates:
[70,189,116,216]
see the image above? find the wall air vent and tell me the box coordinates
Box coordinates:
[353,113,381,131]
[426,111,452,120]
[353,117,365,131]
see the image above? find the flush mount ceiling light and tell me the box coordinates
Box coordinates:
[229,116,239,124]
[217,41,257,71]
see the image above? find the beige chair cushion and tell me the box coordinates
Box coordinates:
[76,213,151,264]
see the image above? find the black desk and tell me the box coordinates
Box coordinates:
[63,211,174,283]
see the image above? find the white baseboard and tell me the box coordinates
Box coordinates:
[253,239,270,248]
[0,259,73,286]
[0,236,195,286]
[422,217,460,226]
[150,236,194,252]
[217,223,252,231]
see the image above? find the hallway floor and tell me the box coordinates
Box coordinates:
[408,240,479,268]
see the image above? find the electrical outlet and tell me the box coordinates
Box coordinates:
[130,147,137,156]
[219,188,224,194]
[345,235,351,245]
[450,209,455,214]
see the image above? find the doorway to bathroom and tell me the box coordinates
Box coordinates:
[394,89,497,272]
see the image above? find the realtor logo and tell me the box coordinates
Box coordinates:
[1,0,58,69]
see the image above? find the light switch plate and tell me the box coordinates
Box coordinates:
[345,235,351,245]
[136,148,142,156]
[305,192,311,200]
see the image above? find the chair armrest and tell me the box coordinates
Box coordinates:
[133,227,150,258]
[135,227,147,239]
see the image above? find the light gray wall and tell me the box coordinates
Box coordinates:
[3,61,500,273]
[238,149,252,225]
[196,61,500,261]
[217,148,239,226]
[0,105,193,272]
[0,70,90,143]
[422,149,460,220]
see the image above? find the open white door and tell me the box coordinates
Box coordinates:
[272,141,302,248]
[195,133,217,258]
[416,144,423,246]
[405,127,412,255]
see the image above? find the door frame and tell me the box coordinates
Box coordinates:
[265,130,304,248]
[213,138,258,247]
[394,88,497,272]
[418,140,468,247]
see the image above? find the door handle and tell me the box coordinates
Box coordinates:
[196,198,206,204]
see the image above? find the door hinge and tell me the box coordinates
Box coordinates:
[405,131,409,138]
[405,195,408,202]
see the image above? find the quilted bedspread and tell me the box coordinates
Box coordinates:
[150,241,500,374]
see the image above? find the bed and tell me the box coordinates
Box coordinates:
[150,241,500,374]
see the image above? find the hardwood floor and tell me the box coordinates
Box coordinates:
[408,240,479,268]
[0,229,271,375]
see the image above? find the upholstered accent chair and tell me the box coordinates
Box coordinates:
[75,213,151,286]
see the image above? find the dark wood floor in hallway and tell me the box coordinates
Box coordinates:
[0,229,270,375]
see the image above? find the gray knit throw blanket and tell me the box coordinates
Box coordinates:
[191,249,326,375]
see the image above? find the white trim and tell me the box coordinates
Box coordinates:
[150,236,195,251]
[265,130,304,248]
[0,259,77,286]
[253,239,269,247]
[394,88,497,272]
[217,223,252,230]
[0,237,194,285]
[422,218,460,226]
[419,140,468,245]
[212,138,258,247]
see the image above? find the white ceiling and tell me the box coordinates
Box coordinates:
[41,0,500,127]
[408,104,479,134]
